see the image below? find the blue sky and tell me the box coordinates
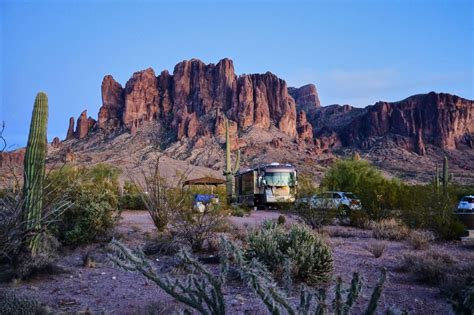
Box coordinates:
[1,0,473,149]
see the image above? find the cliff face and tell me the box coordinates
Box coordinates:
[288,84,320,111]
[336,92,474,153]
[64,58,473,156]
[80,58,304,140]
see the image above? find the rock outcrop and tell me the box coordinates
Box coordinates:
[63,59,473,157]
[310,92,473,154]
[75,110,96,139]
[296,111,313,142]
[66,58,301,141]
[289,84,320,111]
[66,117,75,140]
[0,149,25,167]
[51,137,61,148]
[98,75,124,130]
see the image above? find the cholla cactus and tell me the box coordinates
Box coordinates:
[223,118,240,203]
[109,239,226,315]
[110,236,387,315]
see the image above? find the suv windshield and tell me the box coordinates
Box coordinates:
[344,193,358,199]
[461,197,474,203]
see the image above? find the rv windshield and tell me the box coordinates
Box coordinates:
[263,172,295,187]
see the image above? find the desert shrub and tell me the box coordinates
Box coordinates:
[171,205,225,252]
[399,250,454,285]
[119,181,145,210]
[60,187,118,245]
[371,219,410,241]
[407,229,435,250]
[230,206,248,217]
[277,215,286,225]
[366,240,386,258]
[0,292,50,315]
[320,159,465,240]
[349,210,370,229]
[294,200,336,229]
[47,164,121,246]
[398,185,465,240]
[134,156,190,231]
[245,221,333,284]
[143,233,180,256]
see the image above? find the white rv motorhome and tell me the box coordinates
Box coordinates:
[235,163,297,208]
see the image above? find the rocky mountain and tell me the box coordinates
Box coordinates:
[307,92,473,155]
[1,58,473,185]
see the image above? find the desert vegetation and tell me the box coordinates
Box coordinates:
[0,95,473,314]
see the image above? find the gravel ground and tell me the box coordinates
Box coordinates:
[1,210,472,314]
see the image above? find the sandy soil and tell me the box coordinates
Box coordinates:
[1,210,472,314]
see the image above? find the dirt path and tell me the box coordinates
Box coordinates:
[119,209,299,232]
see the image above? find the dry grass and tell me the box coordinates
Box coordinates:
[399,250,454,285]
[366,240,386,258]
[370,219,410,241]
[407,230,435,250]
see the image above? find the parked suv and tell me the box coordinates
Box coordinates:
[296,191,362,216]
[456,195,474,213]
[316,192,362,215]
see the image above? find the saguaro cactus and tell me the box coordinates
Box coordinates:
[440,156,452,196]
[223,118,240,203]
[23,92,48,255]
[433,164,440,191]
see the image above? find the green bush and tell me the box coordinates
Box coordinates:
[398,185,465,240]
[321,158,466,240]
[47,164,121,246]
[321,159,402,220]
[119,181,145,210]
[245,221,333,284]
[277,214,286,225]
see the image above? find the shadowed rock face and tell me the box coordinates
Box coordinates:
[65,58,473,156]
[72,58,303,140]
[337,92,474,151]
[289,84,320,111]
[99,75,124,130]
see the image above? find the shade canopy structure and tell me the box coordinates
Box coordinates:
[182,176,226,187]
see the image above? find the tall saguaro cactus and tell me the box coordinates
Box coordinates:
[440,156,452,196]
[433,164,440,191]
[23,92,48,256]
[223,118,240,203]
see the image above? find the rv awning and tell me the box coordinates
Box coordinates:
[183,177,226,187]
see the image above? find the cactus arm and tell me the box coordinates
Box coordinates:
[23,92,48,256]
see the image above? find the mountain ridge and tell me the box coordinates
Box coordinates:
[1,58,473,185]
